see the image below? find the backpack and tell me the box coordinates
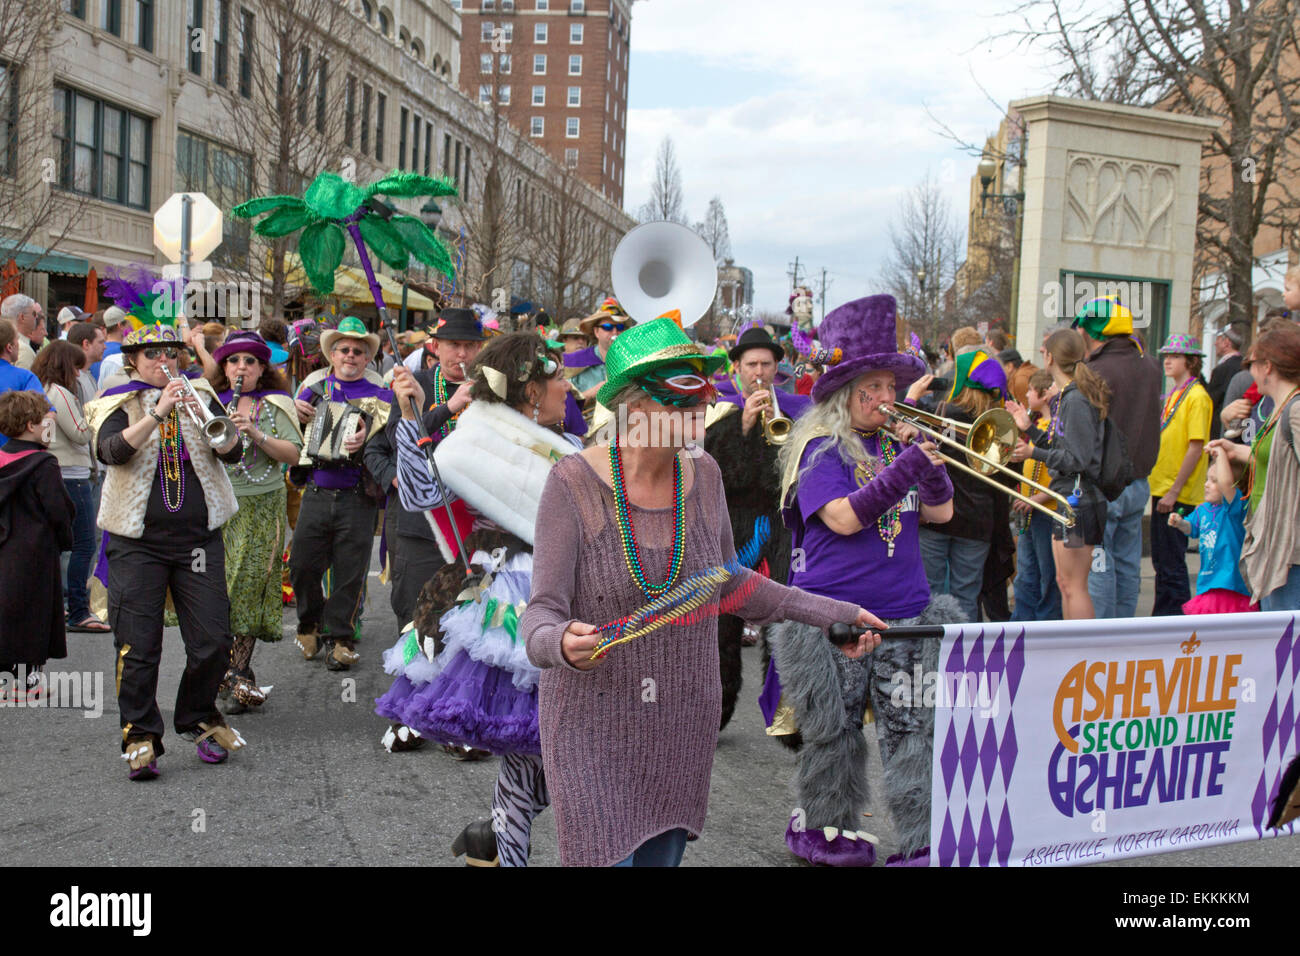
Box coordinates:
[1094,415,1135,502]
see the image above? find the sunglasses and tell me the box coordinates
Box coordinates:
[225,355,261,366]
[597,322,628,332]
[334,346,368,357]
[141,347,180,360]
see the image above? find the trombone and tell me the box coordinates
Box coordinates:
[162,366,239,448]
[881,403,1075,528]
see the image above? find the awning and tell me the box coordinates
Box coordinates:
[270,253,435,310]
[0,239,90,277]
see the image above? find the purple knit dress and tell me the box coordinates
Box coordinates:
[523,451,858,867]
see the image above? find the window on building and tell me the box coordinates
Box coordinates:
[135,0,153,51]
[443,132,451,175]
[0,63,16,178]
[535,22,547,43]
[377,9,390,35]
[565,147,578,167]
[453,140,461,185]
[481,21,494,41]
[570,0,584,12]
[502,0,515,9]
[531,85,544,105]
[361,83,372,154]
[360,0,372,21]
[411,114,420,170]
[375,91,385,160]
[502,23,513,41]
[483,0,494,9]
[66,0,86,18]
[568,54,581,75]
[478,84,492,105]
[498,85,511,104]
[344,74,356,147]
[449,0,460,8]
[399,106,409,167]
[237,8,254,98]
[175,128,252,266]
[566,117,578,137]
[423,123,432,176]
[102,0,121,35]
[535,0,548,9]
[602,152,606,174]
[567,85,580,106]
[213,0,229,85]
[480,53,492,73]
[530,116,543,137]
[187,0,203,74]
[570,23,582,43]
[315,58,327,133]
[533,54,546,74]
[463,147,471,197]
[295,49,310,124]
[499,53,511,73]
[52,86,151,209]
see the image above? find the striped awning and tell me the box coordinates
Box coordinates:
[0,239,91,277]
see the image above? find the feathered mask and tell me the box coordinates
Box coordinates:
[101,264,182,331]
[790,324,842,368]
[636,361,718,408]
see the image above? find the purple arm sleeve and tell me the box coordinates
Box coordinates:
[917,460,954,505]
[845,443,932,526]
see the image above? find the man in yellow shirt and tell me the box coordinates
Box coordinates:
[1148,334,1212,615]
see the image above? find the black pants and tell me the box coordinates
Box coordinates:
[290,485,377,640]
[107,530,231,751]
[717,613,744,731]
[1150,495,1192,616]
[385,507,446,628]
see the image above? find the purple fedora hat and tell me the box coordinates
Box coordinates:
[212,330,272,366]
[811,295,925,403]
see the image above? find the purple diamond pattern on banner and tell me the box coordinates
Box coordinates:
[932,627,1025,866]
[1253,619,1298,838]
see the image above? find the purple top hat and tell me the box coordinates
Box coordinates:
[811,294,925,403]
[212,330,272,366]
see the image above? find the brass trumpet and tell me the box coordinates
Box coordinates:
[882,403,1075,527]
[759,382,792,445]
[162,366,238,448]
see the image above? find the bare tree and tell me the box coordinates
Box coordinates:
[997,0,1300,333]
[637,135,687,224]
[0,0,88,279]
[532,163,609,317]
[219,0,363,321]
[877,174,964,346]
[694,196,732,263]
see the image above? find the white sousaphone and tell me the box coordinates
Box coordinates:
[609,220,718,326]
[588,222,721,435]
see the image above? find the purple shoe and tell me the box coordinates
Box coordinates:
[128,761,159,781]
[181,728,228,764]
[785,818,878,867]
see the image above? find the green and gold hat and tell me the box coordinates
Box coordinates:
[1072,296,1134,339]
[596,316,726,407]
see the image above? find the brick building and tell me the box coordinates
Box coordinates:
[451,0,633,206]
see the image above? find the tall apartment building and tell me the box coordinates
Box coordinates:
[451,0,633,206]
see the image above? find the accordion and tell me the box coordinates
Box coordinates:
[299,397,390,465]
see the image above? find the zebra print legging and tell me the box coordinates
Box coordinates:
[492,752,549,867]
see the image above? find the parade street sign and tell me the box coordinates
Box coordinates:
[925,611,1300,865]
[153,192,222,264]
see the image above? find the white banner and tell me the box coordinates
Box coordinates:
[927,612,1300,866]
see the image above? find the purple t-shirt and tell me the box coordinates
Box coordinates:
[786,435,931,619]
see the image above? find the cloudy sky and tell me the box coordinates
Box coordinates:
[622,0,1063,317]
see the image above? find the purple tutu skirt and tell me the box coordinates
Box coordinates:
[388,649,539,754]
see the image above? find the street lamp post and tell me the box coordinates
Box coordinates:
[977,149,1027,331]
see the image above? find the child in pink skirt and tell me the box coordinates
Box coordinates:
[1168,444,1257,614]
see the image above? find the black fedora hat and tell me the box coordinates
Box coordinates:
[728,325,783,363]
[427,307,485,341]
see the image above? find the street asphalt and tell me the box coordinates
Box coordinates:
[3,539,1296,867]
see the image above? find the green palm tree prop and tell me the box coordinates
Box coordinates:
[233,169,472,571]
[232,169,459,315]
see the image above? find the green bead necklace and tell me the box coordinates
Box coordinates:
[609,442,686,599]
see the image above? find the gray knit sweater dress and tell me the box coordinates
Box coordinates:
[523,450,859,866]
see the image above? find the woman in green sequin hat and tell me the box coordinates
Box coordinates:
[521,316,884,867]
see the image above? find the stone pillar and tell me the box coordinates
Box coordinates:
[1010,96,1217,352]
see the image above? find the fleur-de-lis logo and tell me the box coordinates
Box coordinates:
[1180,633,1201,655]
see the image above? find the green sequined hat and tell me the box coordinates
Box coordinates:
[596,317,726,408]
[121,324,185,351]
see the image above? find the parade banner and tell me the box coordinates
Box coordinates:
[927,612,1300,866]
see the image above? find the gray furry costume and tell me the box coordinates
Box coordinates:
[770,594,962,865]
